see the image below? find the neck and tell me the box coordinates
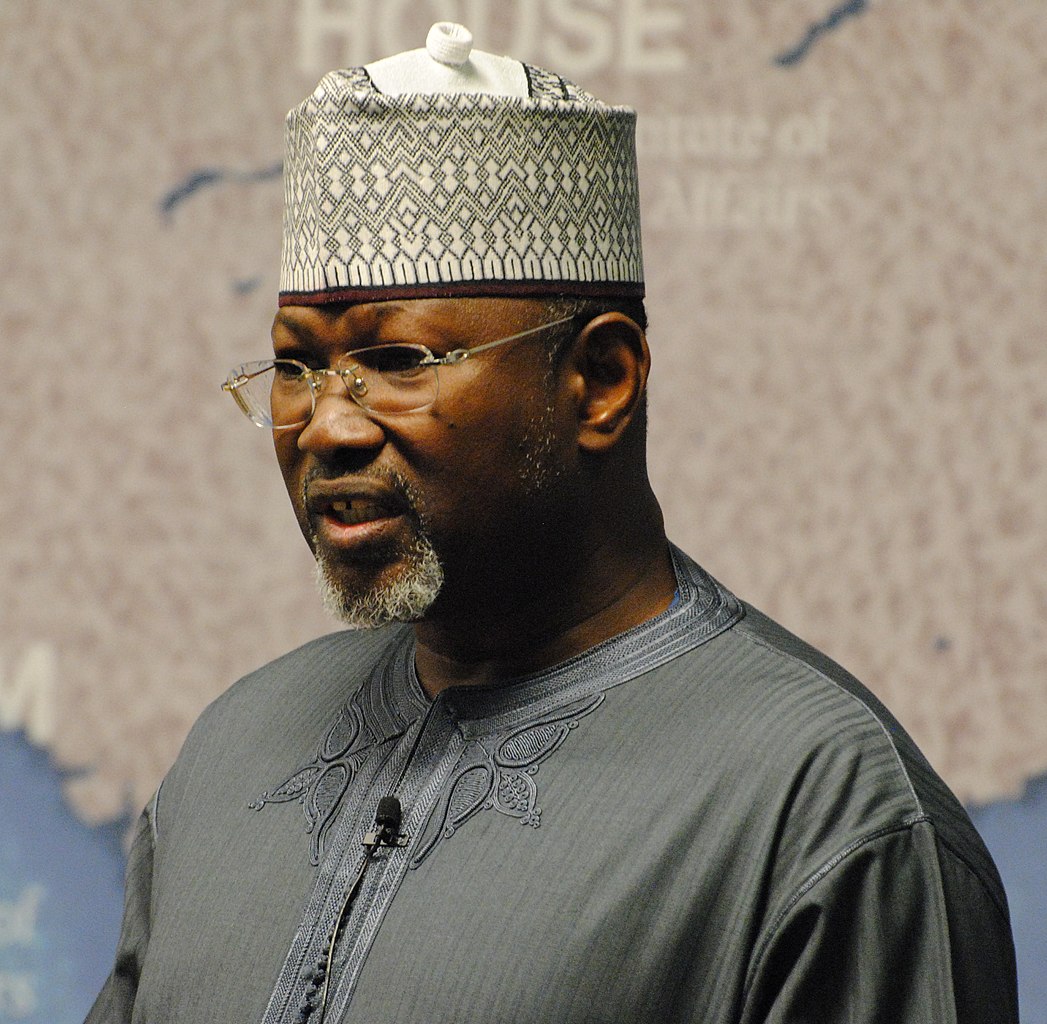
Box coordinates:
[412,492,676,697]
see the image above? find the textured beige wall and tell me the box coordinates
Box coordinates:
[2,0,1044,827]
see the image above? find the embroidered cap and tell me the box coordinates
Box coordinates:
[279,22,644,306]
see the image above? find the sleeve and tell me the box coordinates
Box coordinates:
[739,820,1019,1024]
[83,795,157,1024]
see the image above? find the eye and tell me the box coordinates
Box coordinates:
[272,358,308,379]
[352,345,429,376]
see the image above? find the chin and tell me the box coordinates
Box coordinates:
[313,539,444,629]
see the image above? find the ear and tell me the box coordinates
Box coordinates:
[569,312,650,452]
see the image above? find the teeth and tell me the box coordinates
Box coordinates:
[327,498,388,525]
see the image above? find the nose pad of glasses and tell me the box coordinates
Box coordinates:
[310,370,369,406]
[348,373,369,399]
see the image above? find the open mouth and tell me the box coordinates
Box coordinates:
[303,476,419,557]
[326,498,398,526]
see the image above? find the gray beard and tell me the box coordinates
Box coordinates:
[313,532,444,629]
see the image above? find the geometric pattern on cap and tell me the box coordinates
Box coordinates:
[280,64,643,304]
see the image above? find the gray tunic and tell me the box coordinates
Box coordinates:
[87,548,1018,1023]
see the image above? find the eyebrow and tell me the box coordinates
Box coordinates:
[271,303,408,343]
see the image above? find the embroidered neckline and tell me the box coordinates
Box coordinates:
[250,545,741,863]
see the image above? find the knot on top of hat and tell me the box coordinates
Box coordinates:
[426,23,473,67]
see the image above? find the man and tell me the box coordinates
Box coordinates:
[89,22,1018,1024]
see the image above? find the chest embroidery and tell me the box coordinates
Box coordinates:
[248,679,604,867]
[248,695,401,865]
[410,693,605,867]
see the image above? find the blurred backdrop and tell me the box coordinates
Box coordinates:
[1,2,1045,1020]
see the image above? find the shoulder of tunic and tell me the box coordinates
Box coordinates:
[719,602,1007,920]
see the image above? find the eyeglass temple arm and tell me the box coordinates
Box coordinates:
[436,314,578,365]
[222,363,274,391]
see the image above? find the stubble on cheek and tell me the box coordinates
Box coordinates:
[517,396,564,496]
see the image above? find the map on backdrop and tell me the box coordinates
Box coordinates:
[2,1,1045,1020]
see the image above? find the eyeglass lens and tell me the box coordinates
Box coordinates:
[232,348,440,427]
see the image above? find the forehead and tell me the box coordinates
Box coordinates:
[271,297,549,347]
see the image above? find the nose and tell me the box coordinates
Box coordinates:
[295,375,385,456]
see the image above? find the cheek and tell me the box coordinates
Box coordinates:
[272,432,296,484]
[272,434,309,518]
[426,408,563,522]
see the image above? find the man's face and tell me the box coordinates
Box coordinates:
[270,297,578,628]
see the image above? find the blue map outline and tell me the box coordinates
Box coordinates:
[159,161,283,219]
[774,0,869,67]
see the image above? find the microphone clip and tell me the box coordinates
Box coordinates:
[361,827,409,849]
[362,796,409,850]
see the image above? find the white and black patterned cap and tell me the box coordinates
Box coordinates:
[279,23,644,306]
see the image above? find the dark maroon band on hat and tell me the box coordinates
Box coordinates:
[278,279,645,307]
